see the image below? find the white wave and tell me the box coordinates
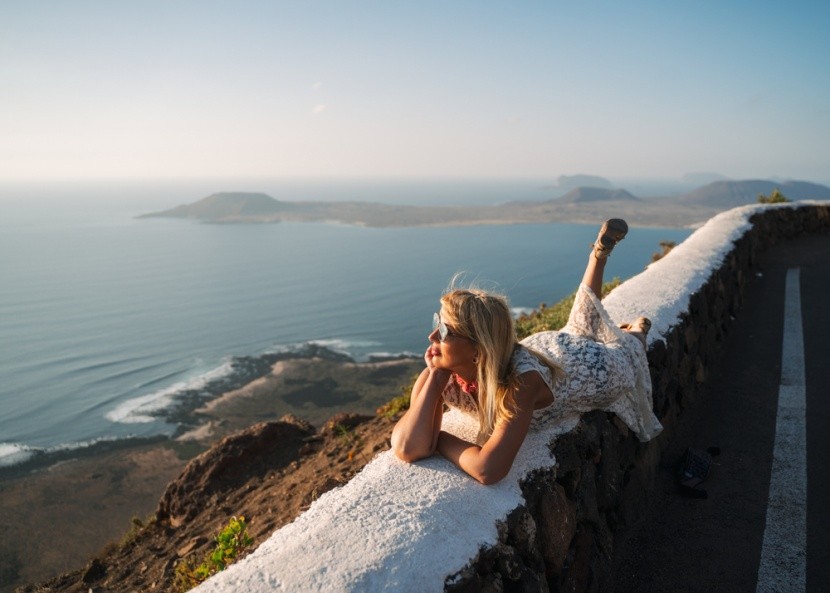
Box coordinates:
[105,361,234,424]
[267,338,384,360]
[47,435,120,453]
[268,340,413,363]
[0,443,36,467]
[0,436,123,468]
[307,338,381,353]
[363,351,420,363]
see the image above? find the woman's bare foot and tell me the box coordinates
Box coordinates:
[620,316,651,349]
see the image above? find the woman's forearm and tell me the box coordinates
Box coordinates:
[436,431,500,485]
[391,369,449,461]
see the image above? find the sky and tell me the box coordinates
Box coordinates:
[1,0,829,183]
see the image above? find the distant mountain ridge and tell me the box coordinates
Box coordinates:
[140,192,291,220]
[681,172,730,185]
[545,174,615,191]
[554,187,640,203]
[137,179,830,228]
[678,180,830,208]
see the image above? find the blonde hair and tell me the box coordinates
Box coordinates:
[440,286,564,441]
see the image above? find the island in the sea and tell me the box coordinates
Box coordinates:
[138,179,830,228]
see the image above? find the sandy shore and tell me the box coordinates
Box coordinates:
[1,354,422,593]
[195,360,290,415]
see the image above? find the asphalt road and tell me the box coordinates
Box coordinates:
[612,231,829,593]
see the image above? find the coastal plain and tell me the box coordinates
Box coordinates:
[138,193,724,229]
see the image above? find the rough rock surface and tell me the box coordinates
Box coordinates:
[156,417,315,525]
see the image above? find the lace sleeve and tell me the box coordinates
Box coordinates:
[511,346,556,395]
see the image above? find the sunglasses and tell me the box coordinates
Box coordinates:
[433,312,470,343]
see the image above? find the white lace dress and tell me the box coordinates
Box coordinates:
[442,283,663,442]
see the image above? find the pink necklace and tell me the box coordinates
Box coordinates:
[454,374,478,396]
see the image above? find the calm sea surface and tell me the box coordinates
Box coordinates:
[0,180,692,466]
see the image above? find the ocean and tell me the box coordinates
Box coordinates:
[0,179,693,468]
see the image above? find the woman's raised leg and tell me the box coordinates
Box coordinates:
[581,218,628,297]
[581,250,608,298]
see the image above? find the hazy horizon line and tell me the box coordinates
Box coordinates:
[1,173,828,185]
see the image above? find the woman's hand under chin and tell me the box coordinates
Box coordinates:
[424,345,437,369]
[424,346,453,382]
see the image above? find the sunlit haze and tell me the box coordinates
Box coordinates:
[2,1,829,183]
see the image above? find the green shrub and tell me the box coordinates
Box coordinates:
[175,516,253,592]
[516,278,621,339]
[651,240,676,263]
[758,188,790,203]
[120,514,154,547]
[376,374,419,418]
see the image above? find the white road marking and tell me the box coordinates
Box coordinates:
[756,267,807,593]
